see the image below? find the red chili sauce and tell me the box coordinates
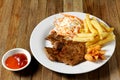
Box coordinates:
[5,53,28,69]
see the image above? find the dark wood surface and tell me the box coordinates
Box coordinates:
[0,0,120,80]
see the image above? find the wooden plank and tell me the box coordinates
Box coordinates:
[41,67,53,80]
[75,74,88,80]
[99,63,110,80]
[52,72,62,80]
[36,0,47,23]
[63,0,73,11]
[99,0,109,22]
[62,74,76,80]
[73,0,83,12]
[46,0,63,16]
[5,0,21,49]
[16,0,31,49]
[83,0,101,18]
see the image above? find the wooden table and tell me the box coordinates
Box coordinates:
[0,0,120,80]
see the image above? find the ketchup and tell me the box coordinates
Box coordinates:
[5,53,27,69]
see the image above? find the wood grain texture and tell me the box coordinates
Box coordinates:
[0,0,120,80]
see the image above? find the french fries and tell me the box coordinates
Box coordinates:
[73,36,94,42]
[73,33,95,42]
[84,19,89,33]
[73,14,115,47]
[91,18,105,39]
[85,14,98,35]
[100,22,114,32]
[91,33,115,47]
[86,36,100,47]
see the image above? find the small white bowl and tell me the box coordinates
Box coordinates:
[2,48,31,71]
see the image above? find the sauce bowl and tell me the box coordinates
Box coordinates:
[2,48,31,71]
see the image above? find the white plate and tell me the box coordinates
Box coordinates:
[30,12,116,74]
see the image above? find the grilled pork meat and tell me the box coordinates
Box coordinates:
[45,31,85,65]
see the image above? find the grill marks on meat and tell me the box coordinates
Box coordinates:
[45,31,85,65]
